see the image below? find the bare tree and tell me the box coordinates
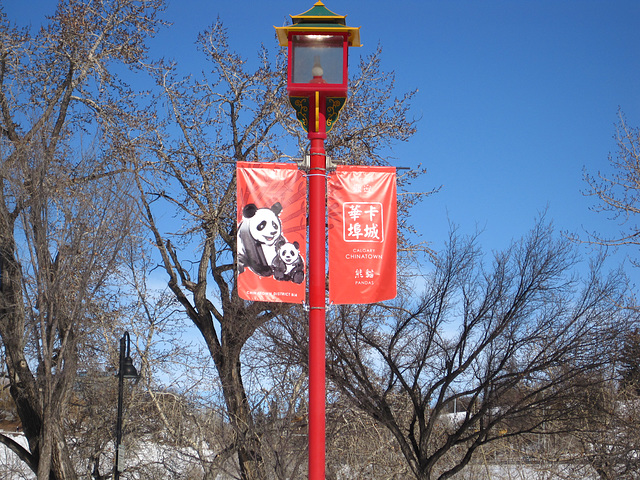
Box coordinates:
[0,1,165,478]
[582,111,640,257]
[568,111,640,479]
[318,220,631,480]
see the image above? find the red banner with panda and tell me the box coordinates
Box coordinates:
[327,165,397,304]
[236,162,306,303]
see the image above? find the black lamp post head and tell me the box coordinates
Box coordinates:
[118,331,139,380]
[121,355,139,379]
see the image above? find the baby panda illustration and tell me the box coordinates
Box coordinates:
[272,241,305,284]
[237,202,286,277]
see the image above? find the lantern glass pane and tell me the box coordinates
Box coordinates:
[292,35,344,85]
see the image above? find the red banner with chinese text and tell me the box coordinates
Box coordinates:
[236,162,306,303]
[328,165,397,304]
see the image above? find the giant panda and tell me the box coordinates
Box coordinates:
[237,202,286,277]
[272,241,305,284]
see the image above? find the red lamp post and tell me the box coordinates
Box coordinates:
[275,3,361,479]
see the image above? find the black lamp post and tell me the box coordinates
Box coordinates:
[114,331,138,480]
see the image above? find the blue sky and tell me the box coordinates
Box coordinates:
[6,0,640,271]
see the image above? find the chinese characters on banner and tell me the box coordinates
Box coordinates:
[236,162,306,303]
[327,165,397,304]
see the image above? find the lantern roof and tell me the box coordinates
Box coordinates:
[275,1,361,48]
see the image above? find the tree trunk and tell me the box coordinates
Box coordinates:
[216,340,266,480]
[0,219,78,480]
[4,339,79,480]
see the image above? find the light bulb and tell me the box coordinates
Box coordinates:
[312,56,324,78]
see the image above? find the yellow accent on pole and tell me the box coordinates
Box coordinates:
[315,91,320,132]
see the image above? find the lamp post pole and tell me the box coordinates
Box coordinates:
[308,106,327,480]
[114,331,138,480]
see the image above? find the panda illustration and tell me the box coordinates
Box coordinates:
[237,202,286,277]
[272,241,305,284]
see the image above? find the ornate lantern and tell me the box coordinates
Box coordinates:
[275,1,361,133]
